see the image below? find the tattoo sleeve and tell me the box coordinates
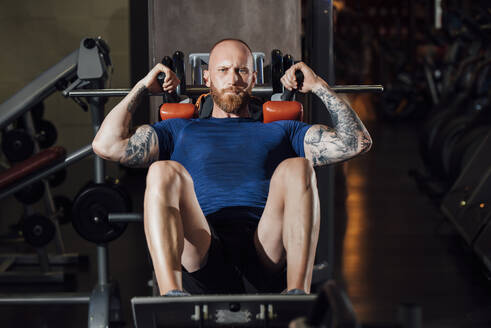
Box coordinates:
[127,84,147,114]
[120,125,159,168]
[304,85,372,166]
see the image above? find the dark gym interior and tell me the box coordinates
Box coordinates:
[0,0,490,327]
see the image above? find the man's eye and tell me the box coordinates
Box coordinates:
[218,68,226,72]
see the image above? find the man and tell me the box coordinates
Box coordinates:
[92,39,372,296]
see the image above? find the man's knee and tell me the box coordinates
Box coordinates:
[146,160,192,190]
[273,157,317,190]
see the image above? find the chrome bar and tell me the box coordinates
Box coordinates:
[97,246,108,286]
[67,84,384,98]
[108,213,143,223]
[0,293,90,305]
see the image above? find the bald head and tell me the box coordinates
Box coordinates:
[204,39,257,117]
[208,39,254,71]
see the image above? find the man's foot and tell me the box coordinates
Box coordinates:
[281,288,307,295]
[164,289,190,296]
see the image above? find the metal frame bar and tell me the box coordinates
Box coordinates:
[87,96,122,328]
[0,51,78,130]
[0,271,65,284]
[307,0,336,282]
[0,294,90,305]
[0,253,82,265]
[67,84,383,98]
[132,294,316,328]
[108,213,143,223]
[0,144,93,201]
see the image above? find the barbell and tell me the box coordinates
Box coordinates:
[66,84,383,98]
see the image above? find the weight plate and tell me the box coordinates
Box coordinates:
[31,102,45,124]
[72,183,129,244]
[37,120,57,148]
[1,129,34,162]
[48,169,67,187]
[14,180,45,205]
[15,102,45,130]
[53,195,73,224]
[22,214,55,247]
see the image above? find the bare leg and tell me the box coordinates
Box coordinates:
[144,160,211,295]
[255,157,320,293]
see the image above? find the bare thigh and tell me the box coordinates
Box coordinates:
[254,157,317,272]
[253,163,289,273]
[145,160,211,272]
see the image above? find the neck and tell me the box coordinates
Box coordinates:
[211,104,250,118]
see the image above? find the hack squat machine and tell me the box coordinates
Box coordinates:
[3,3,451,327]
[0,36,381,328]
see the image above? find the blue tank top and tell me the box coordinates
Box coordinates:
[151,117,311,217]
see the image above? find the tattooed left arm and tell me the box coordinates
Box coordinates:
[304,82,372,166]
[281,61,372,166]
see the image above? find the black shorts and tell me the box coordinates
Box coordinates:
[182,206,286,294]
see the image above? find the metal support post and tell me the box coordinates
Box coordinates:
[87,95,114,327]
[90,99,106,185]
[308,0,336,281]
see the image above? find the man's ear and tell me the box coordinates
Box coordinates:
[252,70,257,88]
[203,70,210,87]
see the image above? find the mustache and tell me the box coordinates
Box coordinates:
[222,86,246,94]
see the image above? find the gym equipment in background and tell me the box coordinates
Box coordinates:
[441,131,491,272]
[407,4,491,277]
[0,37,124,328]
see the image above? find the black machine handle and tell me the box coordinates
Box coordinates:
[157,56,180,104]
[161,56,174,71]
[281,69,304,101]
[157,56,172,91]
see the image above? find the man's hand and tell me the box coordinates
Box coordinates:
[140,63,180,94]
[280,62,325,93]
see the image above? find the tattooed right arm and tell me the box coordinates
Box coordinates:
[120,125,159,167]
[92,64,178,167]
[92,81,156,165]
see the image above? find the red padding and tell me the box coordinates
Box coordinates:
[160,103,196,120]
[262,101,303,123]
[0,146,66,190]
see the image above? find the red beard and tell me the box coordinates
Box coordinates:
[210,83,251,114]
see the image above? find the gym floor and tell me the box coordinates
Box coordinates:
[1,111,491,327]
